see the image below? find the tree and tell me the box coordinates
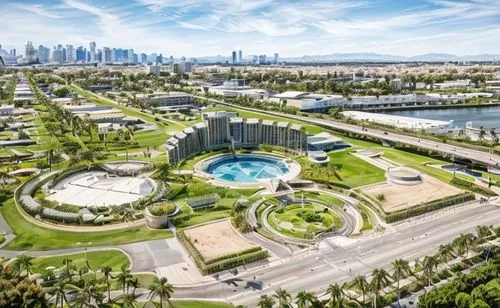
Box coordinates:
[156,163,172,184]
[12,254,34,278]
[295,289,317,308]
[114,293,140,308]
[422,256,438,287]
[453,233,477,257]
[351,275,369,305]
[326,283,345,308]
[437,243,455,265]
[117,127,134,161]
[273,287,292,308]
[475,225,494,244]
[47,279,70,308]
[391,259,411,307]
[258,294,276,308]
[371,268,392,308]
[147,276,175,307]
[100,265,113,303]
[116,265,133,293]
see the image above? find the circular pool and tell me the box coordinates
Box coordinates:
[202,154,291,183]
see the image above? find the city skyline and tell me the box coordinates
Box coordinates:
[1,0,500,58]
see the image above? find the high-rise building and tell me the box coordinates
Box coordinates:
[37,45,50,63]
[140,53,147,64]
[9,49,16,57]
[133,53,138,64]
[25,41,36,63]
[273,53,279,64]
[232,51,237,64]
[89,41,96,62]
[238,50,242,63]
[173,62,192,74]
[258,54,267,64]
[52,45,64,64]
[97,49,103,62]
[103,47,111,63]
[66,45,74,63]
[127,49,134,63]
[76,46,86,62]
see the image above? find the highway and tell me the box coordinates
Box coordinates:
[172,202,500,306]
[196,96,500,167]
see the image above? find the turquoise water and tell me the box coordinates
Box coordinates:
[205,155,290,183]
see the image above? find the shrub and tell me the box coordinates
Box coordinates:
[450,177,497,197]
[148,203,176,216]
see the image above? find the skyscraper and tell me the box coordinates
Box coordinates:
[89,41,96,62]
[128,49,134,63]
[274,53,279,64]
[238,50,242,63]
[37,45,50,63]
[140,53,147,64]
[258,55,267,64]
[66,45,74,63]
[97,49,103,62]
[232,51,237,64]
[103,47,111,63]
[76,46,86,62]
[25,41,36,63]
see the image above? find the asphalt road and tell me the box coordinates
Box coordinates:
[196,96,500,167]
[171,202,500,306]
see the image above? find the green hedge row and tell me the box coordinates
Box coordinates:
[450,177,497,197]
[176,229,268,275]
[385,193,475,223]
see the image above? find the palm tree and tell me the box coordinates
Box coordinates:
[295,290,317,308]
[452,233,477,257]
[273,287,292,308]
[115,293,140,308]
[148,276,175,307]
[371,268,392,308]
[116,265,133,293]
[47,279,70,308]
[258,294,276,308]
[325,283,344,308]
[62,258,74,280]
[422,256,438,287]
[437,244,455,265]
[12,254,34,277]
[100,265,113,303]
[117,127,134,161]
[475,225,494,244]
[391,259,412,308]
[351,275,369,306]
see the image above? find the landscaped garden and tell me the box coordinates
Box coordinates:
[268,202,345,240]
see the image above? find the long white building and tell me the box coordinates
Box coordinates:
[165,111,307,165]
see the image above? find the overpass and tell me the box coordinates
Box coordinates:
[195,95,500,168]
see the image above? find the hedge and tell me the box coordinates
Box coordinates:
[176,229,268,275]
[450,177,497,197]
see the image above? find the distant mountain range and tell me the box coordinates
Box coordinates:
[194,53,500,63]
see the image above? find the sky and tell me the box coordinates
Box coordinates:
[1,0,500,58]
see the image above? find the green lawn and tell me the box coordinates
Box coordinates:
[0,199,173,250]
[296,192,345,207]
[298,150,386,188]
[31,250,130,273]
[171,208,232,228]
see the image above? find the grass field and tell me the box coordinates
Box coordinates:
[0,199,173,250]
[295,192,345,207]
[169,300,233,308]
[297,150,386,188]
[31,250,130,273]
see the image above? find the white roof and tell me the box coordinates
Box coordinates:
[273,91,308,98]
